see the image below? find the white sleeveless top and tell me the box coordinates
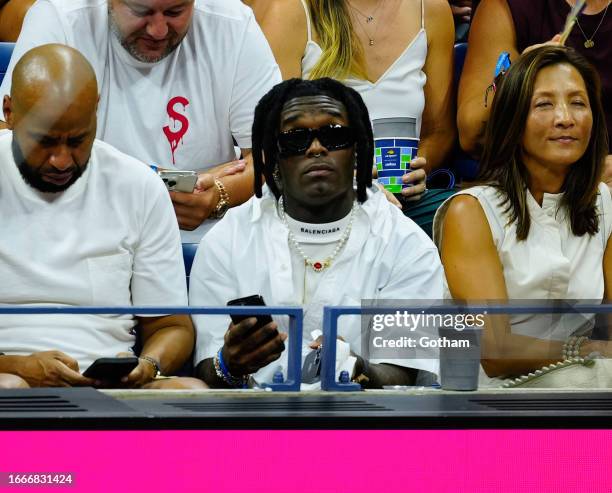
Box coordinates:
[299,0,427,135]
[433,183,612,341]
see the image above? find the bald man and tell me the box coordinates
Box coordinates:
[0,44,203,389]
[0,0,281,243]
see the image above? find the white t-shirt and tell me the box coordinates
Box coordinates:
[1,0,280,169]
[189,187,444,384]
[0,133,187,370]
[0,0,282,240]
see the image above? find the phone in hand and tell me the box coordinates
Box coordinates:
[83,357,139,380]
[227,294,273,333]
[158,170,197,193]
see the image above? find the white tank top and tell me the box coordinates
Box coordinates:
[299,0,427,135]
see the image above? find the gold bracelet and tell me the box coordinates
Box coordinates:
[211,179,230,219]
[139,355,162,378]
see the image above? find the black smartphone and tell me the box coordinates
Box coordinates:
[83,357,139,380]
[227,294,273,332]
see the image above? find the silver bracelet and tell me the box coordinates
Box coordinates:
[213,348,249,388]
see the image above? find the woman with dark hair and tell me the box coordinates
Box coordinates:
[434,46,612,382]
[243,0,456,236]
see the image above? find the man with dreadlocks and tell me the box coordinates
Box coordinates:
[190,78,443,389]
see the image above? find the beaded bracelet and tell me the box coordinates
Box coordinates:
[501,335,593,388]
[562,335,588,360]
[214,348,249,388]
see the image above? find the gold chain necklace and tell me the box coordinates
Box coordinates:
[575,1,610,48]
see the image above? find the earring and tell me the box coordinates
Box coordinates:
[273,166,282,188]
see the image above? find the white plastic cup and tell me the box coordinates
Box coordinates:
[438,326,482,391]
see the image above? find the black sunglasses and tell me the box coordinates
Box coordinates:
[277,124,355,157]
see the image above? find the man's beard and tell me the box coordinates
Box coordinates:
[108,6,186,63]
[13,139,87,193]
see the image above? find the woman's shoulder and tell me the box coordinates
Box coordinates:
[250,0,308,79]
[423,0,453,27]
[423,0,453,16]
[432,186,506,246]
[251,0,305,29]
[443,187,501,220]
[422,0,454,47]
[454,185,502,202]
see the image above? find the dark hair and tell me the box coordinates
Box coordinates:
[478,46,608,240]
[252,77,373,203]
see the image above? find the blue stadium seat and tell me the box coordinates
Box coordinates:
[182,242,198,288]
[451,42,479,181]
[0,42,15,85]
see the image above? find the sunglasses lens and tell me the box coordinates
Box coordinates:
[278,129,311,156]
[278,125,354,157]
[318,126,354,150]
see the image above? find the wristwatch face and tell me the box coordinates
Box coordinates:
[214,200,229,219]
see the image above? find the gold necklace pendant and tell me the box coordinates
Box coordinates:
[575,1,610,49]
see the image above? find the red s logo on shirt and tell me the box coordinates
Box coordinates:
[163,96,190,165]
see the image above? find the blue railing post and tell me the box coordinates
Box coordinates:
[321,306,360,391]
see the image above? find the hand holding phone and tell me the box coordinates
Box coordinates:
[158,170,197,193]
[222,295,285,376]
[227,294,274,331]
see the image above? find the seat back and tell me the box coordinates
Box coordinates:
[0,42,15,85]
[182,243,198,288]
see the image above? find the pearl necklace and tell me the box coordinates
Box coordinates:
[278,197,357,273]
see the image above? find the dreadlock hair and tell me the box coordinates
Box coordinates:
[252,77,373,203]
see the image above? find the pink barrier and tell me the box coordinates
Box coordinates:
[0,430,611,492]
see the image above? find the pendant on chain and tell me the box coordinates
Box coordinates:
[584,39,595,48]
[369,39,374,46]
[309,260,328,273]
